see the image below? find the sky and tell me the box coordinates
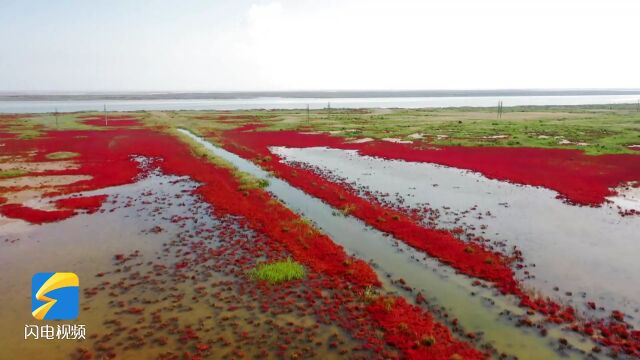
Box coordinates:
[1,0,639,92]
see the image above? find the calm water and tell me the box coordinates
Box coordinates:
[2,94,640,113]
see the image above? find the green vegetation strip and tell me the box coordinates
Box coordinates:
[0,169,27,178]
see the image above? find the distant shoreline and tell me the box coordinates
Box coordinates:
[2,89,640,101]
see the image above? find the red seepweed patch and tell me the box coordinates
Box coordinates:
[0,131,17,139]
[0,128,151,223]
[0,203,75,224]
[55,194,108,214]
[150,133,484,359]
[223,124,640,206]
[221,125,519,293]
[220,124,640,357]
[0,126,484,359]
[367,297,482,360]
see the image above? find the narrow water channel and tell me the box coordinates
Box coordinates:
[178,129,600,359]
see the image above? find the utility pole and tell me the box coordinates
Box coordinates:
[307,104,310,124]
[104,104,108,126]
[327,102,331,120]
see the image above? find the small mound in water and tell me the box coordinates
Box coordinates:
[45,151,79,160]
[250,258,306,284]
[0,169,27,178]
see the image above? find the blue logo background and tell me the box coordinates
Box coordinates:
[32,272,79,320]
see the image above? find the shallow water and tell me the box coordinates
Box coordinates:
[0,173,196,358]
[180,129,604,359]
[0,171,359,359]
[2,94,640,113]
[272,146,640,328]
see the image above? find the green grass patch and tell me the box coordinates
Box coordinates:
[45,151,80,160]
[249,258,306,284]
[0,169,27,178]
[252,105,640,155]
[237,172,270,191]
[16,129,41,139]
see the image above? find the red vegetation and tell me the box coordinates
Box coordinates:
[165,136,483,358]
[159,146,380,289]
[222,125,519,294]
[223,125,640,206]
[2,129,143,197]
[0,131,17,139]
[127,307,144,315]
[1,125,483,358]
[0,203,75,224]
[367,297,481,360]
[8,121,637,356]
[55,195,107,214]
[0,128,143,223]
[220,124,640,356]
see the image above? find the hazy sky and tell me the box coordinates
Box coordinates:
[1,0,638,91]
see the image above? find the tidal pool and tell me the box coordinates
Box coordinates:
[271,146,640,328]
